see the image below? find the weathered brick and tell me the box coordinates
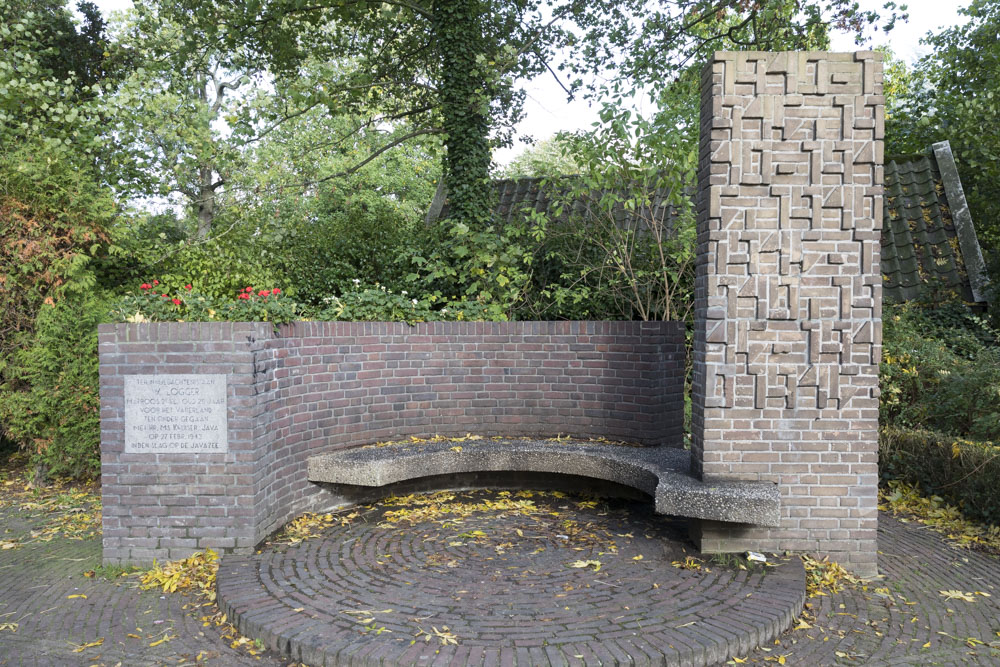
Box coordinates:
[100,320,684,565]
[692,51,882,576]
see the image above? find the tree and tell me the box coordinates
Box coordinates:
[885,0,1000,276]
[161,0,904,227]
[231,87,443,302]
[107,1,440,243]
[0,0,123,158]
[499,135,581,179]
[107,4,271,239]
[514,0,850,322]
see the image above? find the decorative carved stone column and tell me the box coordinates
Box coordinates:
[691,52,883,576]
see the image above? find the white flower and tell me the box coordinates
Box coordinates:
[412,299,418,305]
[352,278,361,285]
[401,290,408,295]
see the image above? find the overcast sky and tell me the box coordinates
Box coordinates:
[90,0,969,165]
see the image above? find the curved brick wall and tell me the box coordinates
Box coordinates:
[100,51,885,575]
[99,320,685,564]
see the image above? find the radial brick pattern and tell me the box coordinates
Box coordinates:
[3,501,999,665]
[218,491,805,666]
[691,52,884,574]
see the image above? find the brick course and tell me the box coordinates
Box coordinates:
[691,51,883,575]
[99,320,685,565]
[99,51,884,573]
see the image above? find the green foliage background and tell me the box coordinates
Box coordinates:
[881,302,1000,442]
[879,428,1000,527]
[3,0,992,495]
[884,0,1000,284]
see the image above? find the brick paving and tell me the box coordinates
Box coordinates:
[1,491,999,666]
[0,501,274,666]
[740,513,1000,665]
[218,491,804,666]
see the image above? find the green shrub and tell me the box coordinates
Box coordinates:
[879,427,1000,526]
[0,291,109,480]
[110,211,283,302]
[0,142,113,365]
[275,194,416,305]
[881,302,1000,440]
[110,279,491,325]
[316,284,491,323]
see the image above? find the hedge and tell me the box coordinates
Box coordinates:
[879,427,1000,526]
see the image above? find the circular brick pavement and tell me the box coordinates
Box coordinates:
[2,501,999,664]
[218,490,805,666]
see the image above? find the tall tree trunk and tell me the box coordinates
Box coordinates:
[433,0,492,226]
[195,165,215,240]
[193,73,217,240]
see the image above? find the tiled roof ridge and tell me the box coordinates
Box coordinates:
[931,141,992,303]
[434,147,990,306]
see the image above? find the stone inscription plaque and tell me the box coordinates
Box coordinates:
[124,375,228,453]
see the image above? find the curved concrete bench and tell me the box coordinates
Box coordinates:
[308,438,781,527]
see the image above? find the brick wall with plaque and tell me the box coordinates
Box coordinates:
[99,320,683,565]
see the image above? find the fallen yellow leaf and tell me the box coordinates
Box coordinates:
[567,559,601,571]
[149,634,176,647]
[939,590,976,602]
[67,594,87,599]
[71,638,103,652]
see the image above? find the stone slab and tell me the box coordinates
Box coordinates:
[308,438,781,527]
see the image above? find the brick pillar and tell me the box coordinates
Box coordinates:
[98,322,274,565]
[691,52,883,576]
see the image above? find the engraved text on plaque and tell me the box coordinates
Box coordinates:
[124,375,228,453]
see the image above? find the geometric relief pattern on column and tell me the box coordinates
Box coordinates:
[691,50,883,573]
[693,50,883,467]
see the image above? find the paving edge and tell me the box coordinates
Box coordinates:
[218,553,805,667]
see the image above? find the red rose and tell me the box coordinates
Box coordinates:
[140,283,151,290]
[244,286,253,292]
[153,279,159,285]
[184,284,192,290]
[172,298,181,305]
[161,293,169,298]
[272,288,281,294]
[238,293,249,300]
[259,289,270,296]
